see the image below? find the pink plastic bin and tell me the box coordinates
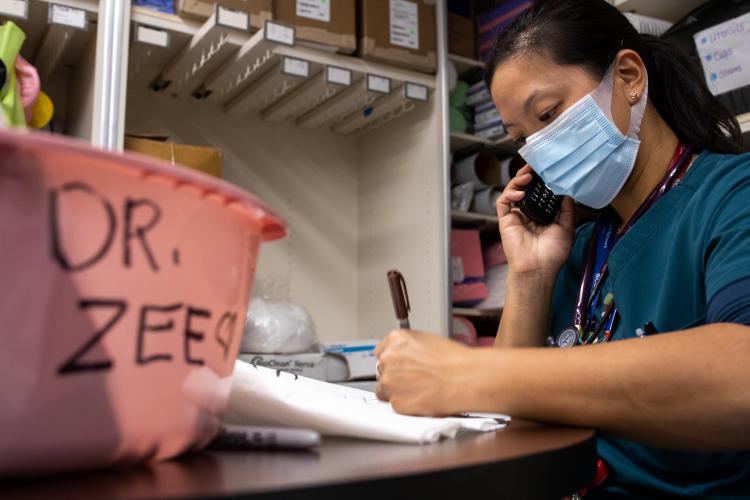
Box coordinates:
[0,130,286,476]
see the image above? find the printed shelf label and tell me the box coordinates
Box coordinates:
[50,4,88,30]
[694,12,750,95]
[327,66,352,86]
[217,6,249,31]
[368,75,391,94]
[136,25,170,47]
[266,21,295,45]
[0,0,27,19]
[283,57,309,78]
[390,0,419,50]
[296,0,330,23]
[405,83,428,101]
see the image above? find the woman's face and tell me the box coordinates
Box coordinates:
[490,52,631,148]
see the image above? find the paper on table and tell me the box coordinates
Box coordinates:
[224,360,509,444]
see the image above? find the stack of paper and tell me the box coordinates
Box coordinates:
[225,360,509,444]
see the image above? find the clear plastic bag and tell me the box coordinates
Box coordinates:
[240,276,318,354]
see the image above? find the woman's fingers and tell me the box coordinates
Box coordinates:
[557,196,576,232]
[497,165,534,218]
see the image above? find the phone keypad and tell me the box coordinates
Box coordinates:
[521,172,562,225]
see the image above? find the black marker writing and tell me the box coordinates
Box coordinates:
[50,183,117,272]
[214,311,238,360]
[124,198,161,272]
[58,299,127,375]
[185,306,210,366]
[137,303,181,364]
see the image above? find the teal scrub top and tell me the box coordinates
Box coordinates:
[549,150,750,498]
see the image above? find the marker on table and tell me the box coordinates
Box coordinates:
[209,424,321,451]
[387,270,411,329]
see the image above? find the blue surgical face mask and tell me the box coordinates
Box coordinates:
[518,65,648,209]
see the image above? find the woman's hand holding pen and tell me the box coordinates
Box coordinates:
[375,330,472,416]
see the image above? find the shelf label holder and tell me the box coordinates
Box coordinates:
[0,0,27,19]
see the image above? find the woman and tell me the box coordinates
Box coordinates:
[375,0,750,497]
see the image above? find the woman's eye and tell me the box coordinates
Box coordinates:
[539,109,556,122]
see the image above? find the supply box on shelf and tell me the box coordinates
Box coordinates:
[177,0,273,29]
[238,339,378,382]
[357,0,437,74]
[274,0,357,53]
[124,134,223,177]
[448,0,475,59]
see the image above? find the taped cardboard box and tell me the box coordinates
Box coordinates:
[358,0,437,74]
[124,134,223,178]
[177,0,272,30]
[273,0,356,54]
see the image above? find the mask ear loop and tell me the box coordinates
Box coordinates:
[590,57,649,141]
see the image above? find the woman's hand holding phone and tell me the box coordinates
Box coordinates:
[496,164,576,280]
[494,165,576,347]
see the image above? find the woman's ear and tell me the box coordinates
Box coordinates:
[614,49,647,106]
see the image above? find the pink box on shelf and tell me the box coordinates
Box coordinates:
[451,316,478,346]
[483,242,507,267]
[453,282,490,306]
[452,229,488,306]
[451,229,485,279]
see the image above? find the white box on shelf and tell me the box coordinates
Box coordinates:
[321,339,379,380]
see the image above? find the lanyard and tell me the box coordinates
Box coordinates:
[571,143,694,335]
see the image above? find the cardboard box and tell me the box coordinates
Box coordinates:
[124,134,223,178]
[448,0,475,59]
[357,0,437,74]
[448,12,475,59]
[177,0,272,30]
[273,0,356,54]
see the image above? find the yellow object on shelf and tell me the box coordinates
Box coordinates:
[29,91,54,129]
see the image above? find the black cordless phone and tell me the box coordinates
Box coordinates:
[520,170,563,225]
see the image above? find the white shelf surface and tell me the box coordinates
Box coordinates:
[450,131,514,152]
[452,307,503,318]
[448,53,485,75]
[613,0,704,22]
[1,0,97,78]
[451,210,498,225]
[738,113,750,134]
[128,8,435,136]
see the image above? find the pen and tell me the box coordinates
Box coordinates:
[387,270,411,329]
[209,424,321,450]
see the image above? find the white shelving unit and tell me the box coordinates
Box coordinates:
[128,9,433,138]
[452,307,502,318]
[120,3,446,343]
[738,113,750,135]
[448,53,484,76]
[450,131,514,152]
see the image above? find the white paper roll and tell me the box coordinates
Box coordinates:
[454,151,500,191]
[473,187,501,215]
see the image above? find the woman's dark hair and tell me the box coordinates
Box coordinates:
[484,0,742,154]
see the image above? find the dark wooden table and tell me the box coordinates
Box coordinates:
[2,420,597,500]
